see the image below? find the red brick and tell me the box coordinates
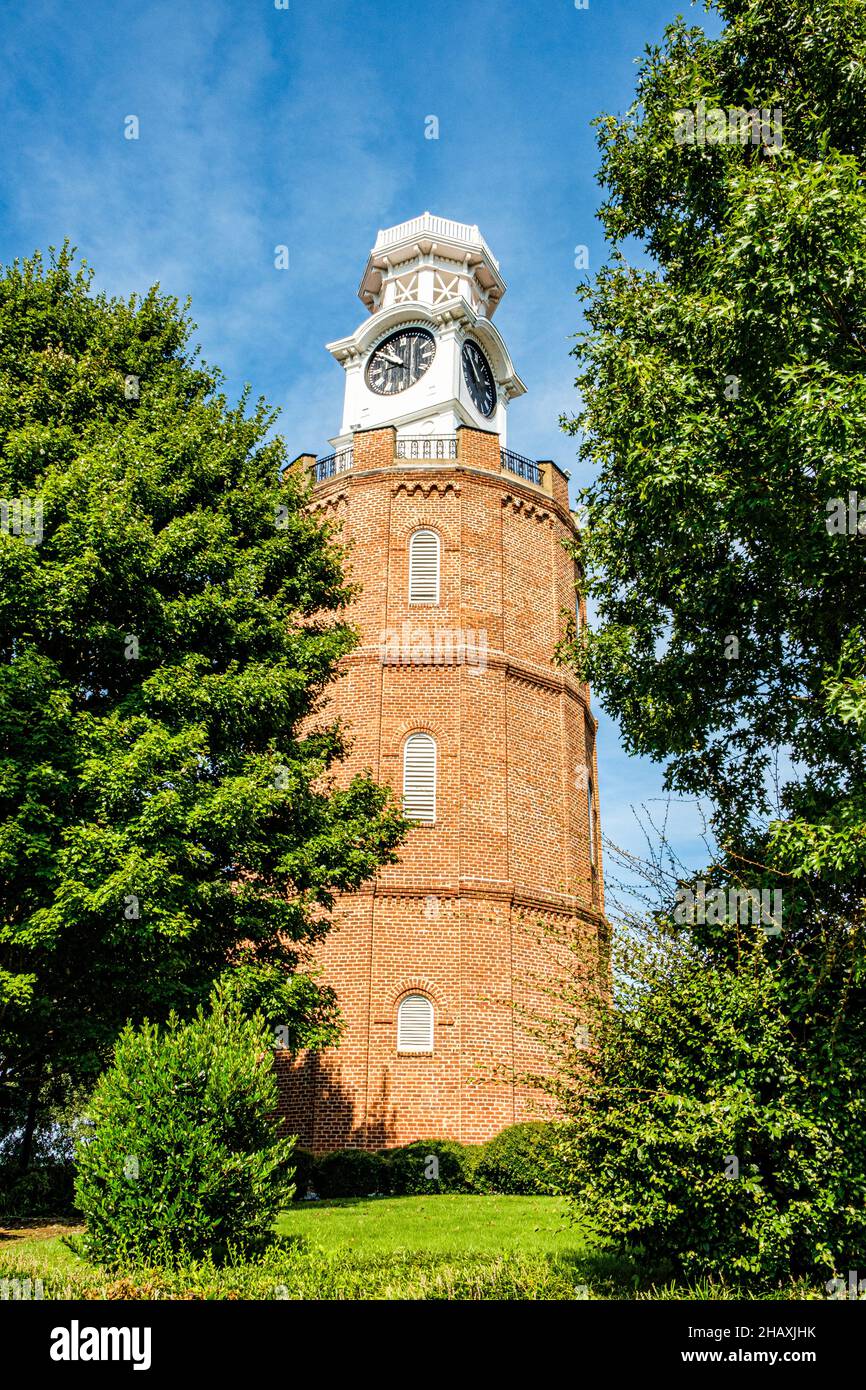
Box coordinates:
[276,427,605,1150]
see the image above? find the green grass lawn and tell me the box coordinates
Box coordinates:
[0,1200,819,1300]
[0,1196,595,1300]
[276,1194,582,1257]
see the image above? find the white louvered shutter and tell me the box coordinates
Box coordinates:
[398,995,434,1051]
[409,529,440,604]
[403,733,436,822]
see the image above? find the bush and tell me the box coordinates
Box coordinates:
[385,1139,475,1195]
[74,986,295,1267]
[472,1123,563,1195]
[558,930,866,1284]
[292,1129,564,1200]
[0,1163,78,1219]
[314,1149,386,1198]
[290,1149,317,1200]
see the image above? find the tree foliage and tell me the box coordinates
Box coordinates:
[557,918,866,1284]
[555,0,866,1282]
[563,0,866,879]
[0,247,407,1150]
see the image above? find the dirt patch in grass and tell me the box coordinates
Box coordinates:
[0,1217,83,1243]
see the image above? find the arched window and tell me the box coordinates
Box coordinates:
[398,994,434,1052]
[587,779,596,866]
[403,733,436,823]
[409,529,440,604]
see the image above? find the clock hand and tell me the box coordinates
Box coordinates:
[378,350,405,367]
[468,353,481,384]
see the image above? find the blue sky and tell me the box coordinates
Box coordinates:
[0,0,720,904]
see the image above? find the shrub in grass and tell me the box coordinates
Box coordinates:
[472,1123,564,1195]
[385,1140,475,1195]
[290,1148,317,1200]
[74,986,295,1267]
[314,1148,386,1198]
[557,931,866,1282]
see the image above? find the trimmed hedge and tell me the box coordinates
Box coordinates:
[471,1122,563,1196]
[292,1124,563,1199]
[386,1140,474,1195]
[290,1149,318,1200]
[314,1149,386,1198]
[3,1124,562,1217]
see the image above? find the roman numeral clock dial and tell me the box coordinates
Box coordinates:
[461,339,496,418]
[365,327,435,395]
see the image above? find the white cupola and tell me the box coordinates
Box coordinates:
[326,213,526,449]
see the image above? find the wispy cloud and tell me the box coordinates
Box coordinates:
[0,0,714,874]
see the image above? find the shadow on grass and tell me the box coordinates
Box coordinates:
[548,1245,677,1298]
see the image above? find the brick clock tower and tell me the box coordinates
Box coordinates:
[279,213,605,1150]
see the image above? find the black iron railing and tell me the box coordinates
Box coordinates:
[500,448,544,485]
[396,436,458,459]
[312,442,545,485]
[313,449,353,483]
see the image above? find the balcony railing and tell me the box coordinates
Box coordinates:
[313,449,353,483]
[396,435,458,460]
[500,448,544,486]
[310,442,546,488]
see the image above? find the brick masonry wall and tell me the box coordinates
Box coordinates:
[276,427,606,1150]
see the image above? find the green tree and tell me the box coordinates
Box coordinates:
[563,0,866,888]
[74,985,294,1266]
[555,916,866,1285]
[0,247,407,1161]
[554,0,866,1281]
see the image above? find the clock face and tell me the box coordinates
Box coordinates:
[461,340,496,418]
[366,327,436,396]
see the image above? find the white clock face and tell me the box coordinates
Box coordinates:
[462,339,496,418]
[366,327,436,396]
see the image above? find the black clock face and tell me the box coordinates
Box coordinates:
[366,327,435,396]
[461,340,496,418]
